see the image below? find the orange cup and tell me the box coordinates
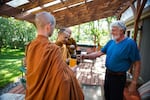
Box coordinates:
[69,58,77,67]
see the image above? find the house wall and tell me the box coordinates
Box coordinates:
[140,17,150,83]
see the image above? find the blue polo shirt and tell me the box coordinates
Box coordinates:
[101,37,140,72]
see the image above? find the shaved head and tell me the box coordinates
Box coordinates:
[35,12,56,37]
[57,28,69,44]
[65,28,71,37]
[65,28,71,34]
[35,12,55,28]
[58,29,68,38]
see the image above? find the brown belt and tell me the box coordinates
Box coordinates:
[106,69,126,76]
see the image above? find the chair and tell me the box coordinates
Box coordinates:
[19,58,26,89]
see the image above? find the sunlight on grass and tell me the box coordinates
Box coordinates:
[0,48,24,88]
[0,70,9,74]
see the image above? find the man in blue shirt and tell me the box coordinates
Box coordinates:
[81,20,141,100]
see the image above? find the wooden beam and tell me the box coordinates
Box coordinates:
[16,13,35,23]
[137,0,141,12]
[60,0,74,25]
[0,0,135,29]
[0,0,10,5]
[18,0,54,11]
[26,0,85,14]
[115,0,134,17]
[84,0,89,11]
[20,0,85,13]
[0,5,22,16]
[55,9,114,28]
[117,14,121,20]
[17,0,129,27]
[134,0,147,41]
[131,3,136,16]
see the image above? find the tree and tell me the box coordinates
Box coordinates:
[105,16,117,38]
[84,19,109,45]
[0,17,36,51]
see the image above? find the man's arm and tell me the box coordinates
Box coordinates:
[82,51,105,60]
[128,61,141,93]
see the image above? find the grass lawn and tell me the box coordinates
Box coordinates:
[0,48,24,88]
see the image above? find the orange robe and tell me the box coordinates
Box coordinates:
[25,35,84,100]
[55,41,70,61]
[66,38,77,55]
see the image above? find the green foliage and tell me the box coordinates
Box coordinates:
[0,48,24,88]
[49,29,59,42]
[0,16,116,49]
[105,16,117,32]
[70,16,116,45]
[0,17,36,50]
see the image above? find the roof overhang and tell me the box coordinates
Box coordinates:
[0,0,134,28]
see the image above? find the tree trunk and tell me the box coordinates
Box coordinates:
[77,25,80,42]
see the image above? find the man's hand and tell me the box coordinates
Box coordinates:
[80,54,88,60]
[128,61,141,95]
[128,81,137,95]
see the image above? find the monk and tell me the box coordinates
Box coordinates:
[55,29,70,61]
[25,12,84,100]
[65,28,77,55]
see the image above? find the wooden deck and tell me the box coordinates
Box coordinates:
[8,84,25,94]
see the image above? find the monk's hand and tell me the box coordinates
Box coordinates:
[70,45,75,49]
[76,54,81,61]
[128,80,137,95]
[80,54,83,60]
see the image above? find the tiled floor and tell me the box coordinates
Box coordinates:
[77,56,106,100]
[76,59,106,86]
[82,85,104,100]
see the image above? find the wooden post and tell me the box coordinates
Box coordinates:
[133,0,147,42]
[94,35,96,45]
[127,31,131,37]
[130,0,147,75]
[138,25,143,49]
[117,14,121,20]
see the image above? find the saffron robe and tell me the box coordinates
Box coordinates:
[66,38,77,55]
[25,35,84,100]
[55,41,70,61]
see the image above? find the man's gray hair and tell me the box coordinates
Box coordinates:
[110,20,126,31]
[35,11,55,27]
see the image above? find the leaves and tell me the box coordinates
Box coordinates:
[0,17,36,49]
[69,16,116,45]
